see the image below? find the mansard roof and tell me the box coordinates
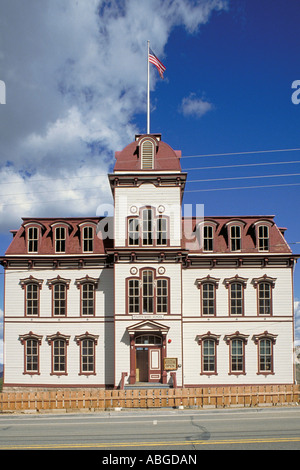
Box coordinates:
[4,217,113,255]
[113,134,182,172]
[182,215,292,254]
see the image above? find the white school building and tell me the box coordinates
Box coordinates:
[0,133,298,389]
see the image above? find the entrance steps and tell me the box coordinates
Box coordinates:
[124,382,173,389]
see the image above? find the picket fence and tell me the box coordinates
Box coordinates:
[0,384,299,413]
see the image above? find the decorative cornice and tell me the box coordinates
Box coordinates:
[224,275,248,288]
[252,331,278,345]
[224,331,249,345]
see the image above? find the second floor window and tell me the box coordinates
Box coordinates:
[26,283,39,316]
[127,269,169,315]
[258,282,271,315]
[202,283,216,316]
[230,282,243,315]
[53,283,67,316]
[142,269,154,313]
[81,283,95,316]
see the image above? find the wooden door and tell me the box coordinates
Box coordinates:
[136,348,148,382]
[148,348,161,382]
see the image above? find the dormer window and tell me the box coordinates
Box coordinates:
[203,225,214,251]
[230,225,241,251]
[28,226,39,253]
[258,225,269,251]
[55,226,66,253]
[141,139,155,169]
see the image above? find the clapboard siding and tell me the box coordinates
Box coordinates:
[182,321,294,385]
[182,267,293,318]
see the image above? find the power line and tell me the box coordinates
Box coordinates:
[185,182,300,193]
[188,172,300,184]
[181,147,300,159]
[183,160,300,171]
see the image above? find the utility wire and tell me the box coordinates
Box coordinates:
[185,182,300,192]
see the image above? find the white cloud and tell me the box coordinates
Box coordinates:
[0,0,227,232]
[180,93,214,118]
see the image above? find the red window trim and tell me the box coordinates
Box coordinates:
[196,276,220,317]
[253,331,277,375]
[224,275,248,317]
[75,332,99,376]
[47,276,70,317]
[19,332,43,375]
[46,332,70,376]
[75,275,98,317]
[197,332,220,376]
[126,206,170,248]
[126,267,170,315]
[252,275,276,316]
[20,276,43,317]
[225,331,249,375]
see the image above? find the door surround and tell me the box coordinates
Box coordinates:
[127,320,169,385]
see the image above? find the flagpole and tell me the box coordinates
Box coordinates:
[147,40,150,134]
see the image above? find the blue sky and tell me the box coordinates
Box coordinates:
[0,0,300,358]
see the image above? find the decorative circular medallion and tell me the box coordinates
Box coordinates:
[130,267,138,275]
[130,206,137,214]
[158,205,165,213]
[158,266,165,275]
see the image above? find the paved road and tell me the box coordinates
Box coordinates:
[0,407,299,451]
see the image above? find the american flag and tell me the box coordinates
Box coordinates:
[149,48,166,79]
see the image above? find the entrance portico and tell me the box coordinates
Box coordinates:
[127,320,169,385]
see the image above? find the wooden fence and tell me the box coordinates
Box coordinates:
[0,385,299,413]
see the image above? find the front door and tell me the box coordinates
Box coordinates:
[148,348,161,382]
[136,348,148,382]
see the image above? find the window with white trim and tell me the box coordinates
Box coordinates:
[55,226,66,253]
[28,226,39,253]
[258,225,269,251]
[230,225,241,251]
[83,226,94,252]
[203,225,213,251]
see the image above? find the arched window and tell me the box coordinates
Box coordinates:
[196,276,220,316]
[142,269,154,313]
[75,275,98,316]
[47,332,70,375]
[19,332,43,375]
[47,276,71,317]
[197,333,220,375]
[253,332,277,374]
[75,333,99,375]
[127,268,170,315]
[20,276,43,317]
[252,275,276,315]
[225,332,249,375]
[224,275,248,316]
[141,140,154,169]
